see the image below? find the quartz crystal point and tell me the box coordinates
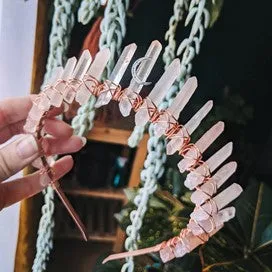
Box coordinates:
[95,43,137,108]
[63,50,92,104]
[153,77,198,137]
[190,183,243,221]
[160,186,241,263]
[184,142,233,190]
[119,40,162,116]
[23,118,39,134]
[25,68,65,133]
[76,48,110,105]
[49,57,77,107]
[177,121,224,173]
[190,162,237,205]
[188,207,236,236]
[166,100,213,155]
[160,227,222,262]
[135,58,181,126]
[169,77,198,119]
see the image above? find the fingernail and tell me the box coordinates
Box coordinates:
[16,135,39,159]
[81,137,87,146]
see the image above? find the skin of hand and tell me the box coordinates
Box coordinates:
[0,96,86,211]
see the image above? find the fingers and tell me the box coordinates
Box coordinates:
[0,134,86,181]
[0,155,73,211]
[42,135,86,156]
[0,118,73,144]
[43,118,73,138]
[0,97,33,130]
[0,120,25,144]
[0,95,63,132]
[0,135,39,180]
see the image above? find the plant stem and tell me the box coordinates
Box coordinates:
[202,259,242,272]
[250,183,264,249]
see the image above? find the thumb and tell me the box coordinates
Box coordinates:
[0,134,39,180]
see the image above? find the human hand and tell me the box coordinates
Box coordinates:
[0,96,86,211]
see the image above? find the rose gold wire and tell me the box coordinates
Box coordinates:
[195,179,217,199]
[117,89,144,111]
[94,80,122,98]
[82,74,101,96]
[151,109,180,136]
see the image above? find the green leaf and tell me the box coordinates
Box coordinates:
[206,0,224,27]
[235,180,272,249]
[260,222,272,249]
[155,190,185,211]
[123,188,137,201]
[123,188,169,210]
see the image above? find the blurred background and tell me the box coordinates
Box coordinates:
[1,0,272,271]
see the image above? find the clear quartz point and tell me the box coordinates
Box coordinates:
[185,142,233,190]
[119,96,132,117]
[95,44,137,108]
[173,237,191,258]
[185,100,213,135]
[73,50,92,80]
[87,48,111,79]
[63,83,78,104]
[24,118,38,134]
[119,40,162,116]
[178,122,225,173]
[76,49,110,105]
[52,57,77,107]
[37,94,51,111]
[166,101,213,155]
[134,100,150,126]
[166,130,185,155]
[184,171,206,190]
[148,59,180,104]
[51,90,63,107]
[190,180,217,205]
[187,220,204,235]
[178,147,200,173]
[159,246,175,263]
[29,105,44,121]
[190,183,242,222]
[64,51,91,104]
[168,77,198,119]
[212,183,242,211]
[194,122,225,153]
[134,59,180,126]
[188,207,236,236]
[153,122,167,137]
[153,115,169,137]
[45,66,63,107]
[109,43,137,84]
[75,84,91,105]
[190,202,217,221]
[95,84,114,108]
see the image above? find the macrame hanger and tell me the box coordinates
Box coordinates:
[33,1,77,271]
